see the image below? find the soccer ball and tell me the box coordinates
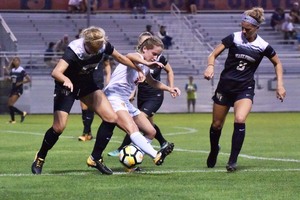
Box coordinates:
[119,144,144,168]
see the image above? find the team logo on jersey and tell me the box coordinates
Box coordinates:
[235,54,255,62]
[79,64,98,74]
[216,92,223,101]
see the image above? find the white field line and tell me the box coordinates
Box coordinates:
[1,168,300,177]
[3,128,300,164]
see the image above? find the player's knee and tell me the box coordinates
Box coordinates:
[52,123,66,133]
[147,127,156,139]
[102,113,118,124]
[234,116,246,124]
[212,122,223,130]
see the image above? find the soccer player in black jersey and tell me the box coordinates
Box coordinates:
[4,57,31,123]
[31,26,145,175]
[107,32,175,157]
[204,7,286,172]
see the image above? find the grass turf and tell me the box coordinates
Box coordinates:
[0,113,299,200]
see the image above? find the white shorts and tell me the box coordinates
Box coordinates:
[107,95,140,117]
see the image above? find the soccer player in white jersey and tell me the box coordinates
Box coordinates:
[107,32,175,157]
[204,7,286,172]
[87,36,181,173]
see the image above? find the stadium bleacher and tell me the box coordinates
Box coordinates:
[0,11,299,113]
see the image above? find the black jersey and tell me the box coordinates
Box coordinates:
[93,54,110,89]
[59,38,114,91]
[218,31,276,93]
[10,66,27,90]
[137,54,168,99]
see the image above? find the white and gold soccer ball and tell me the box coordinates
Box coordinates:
[119,144,144,168]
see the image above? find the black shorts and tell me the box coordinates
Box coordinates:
[137,97,163,117]
[212,88,255,107]
[9,87,23,97]
[53,82,99,113]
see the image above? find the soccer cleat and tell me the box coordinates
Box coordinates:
[31,153,45,175]
[78,134,93,141]
[226,162,237,172]
[107,149,120,157]
[161,141,175,156]
[153,142,174,165]
[8,120,16,124]
[207,145,221,168]
[21,111,27,123]
[86,156,113,175]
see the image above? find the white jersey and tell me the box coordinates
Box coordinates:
[104,54,150,100]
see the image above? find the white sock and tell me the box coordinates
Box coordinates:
[144,136,153,144]
[130,132,157,158]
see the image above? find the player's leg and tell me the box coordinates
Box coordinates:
[107,133,131,157]
[82,90,117,174]
[226,98,252,172]
[117,110,157,157]
[134,113,174,157]
[138,99,171,148]
[207,102,230,168]
[7,94,23,123]
[31,110,69,174]
[118,97,169,165]
[31,87,75,175]
[78,101,94,141]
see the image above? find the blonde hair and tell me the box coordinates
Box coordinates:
[137,36,164,53]
[80,26,107,44]
[244,7,265,24]
[137,32,153,50]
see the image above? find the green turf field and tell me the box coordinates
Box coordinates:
[0,113,299,200]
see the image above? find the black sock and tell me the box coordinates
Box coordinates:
[117,134,132,151]
[8,106,15,121]
[82,109,94,134]
[91,121,116,160]
[228,123,245,164]
[209,125,221,152]
[38,127,61,159]
[154,124,167,146]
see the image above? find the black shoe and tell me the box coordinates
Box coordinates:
[21,111,27,123]
[86,156,113,175]
[31,153,45,175]
[153,142,174,166]
[226,162,237,172]
[161,141,175,156]
[207,145,220,168]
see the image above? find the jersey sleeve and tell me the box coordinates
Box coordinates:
[104,42,114,55]
[62,47,77,65]
[21,69,27,77]
[264,45,276,59]
[221,34,234,48]
[158,54,168,65]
